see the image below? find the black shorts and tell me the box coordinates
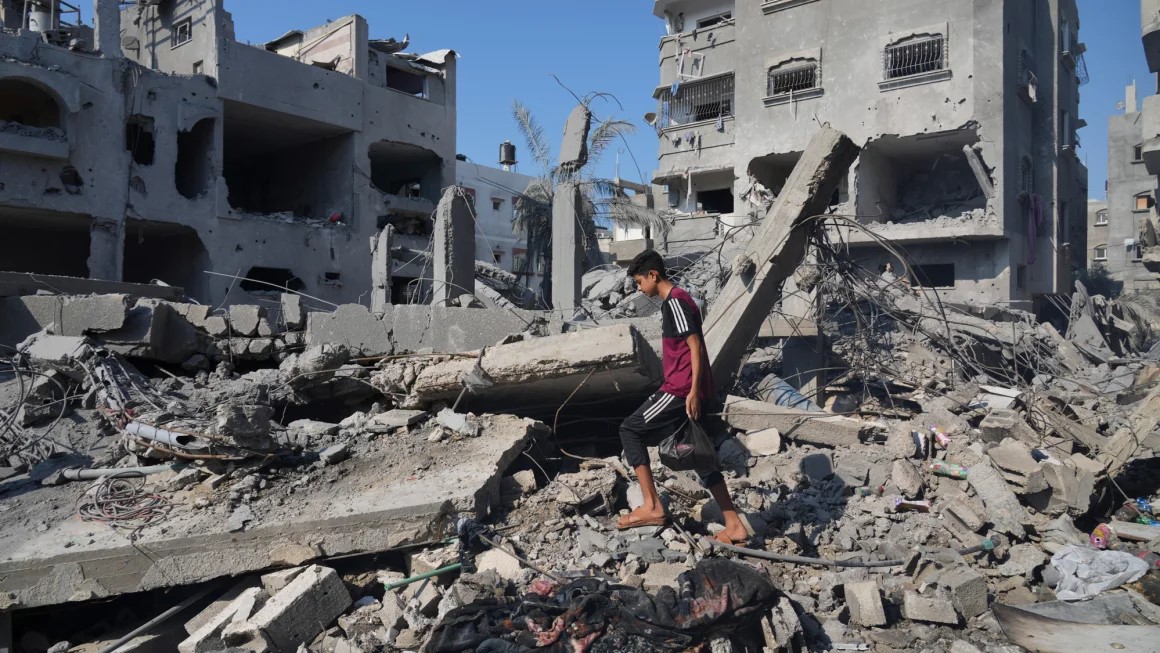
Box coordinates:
[618,391,725,488]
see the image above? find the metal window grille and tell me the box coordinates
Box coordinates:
[884,35,946,80]
[658,74,734,127]
[1020,157,1033,193]
[767,62,818,97]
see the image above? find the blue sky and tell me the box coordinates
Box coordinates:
[225,0,1151,199]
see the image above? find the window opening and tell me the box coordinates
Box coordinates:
[1135,193,1153,211]
[1094,246,1107,261]
[1016,265,1027,290]
[1134,144,1144,161]
[193,60,204,75]
[909,263,955,288]
[1020,156,1033,194]
[767,60,819,97]
[176,118,214,199]
[491,198,503,211]
[1095,210,1108,225]
[884,34,946,80]
[173,18,192,48]
[386,66,427,98]
[239,267,305,293]
[696,12,732,29]
[125,116,155,166]
[658,74,734,127]
[697,188,734,214]
[493,250,503,265]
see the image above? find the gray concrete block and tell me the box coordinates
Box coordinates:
[228,305,263,337]
[178,586,267,653]
[204,316,229,338]
[22,335,91,367]
[844,580,887,627]
[281,294,304,330]
[244,565,351,652]
[939,566,988,619]
[901,590,958,625]
[891,459,924,498]
[979,409,1018,443]
[306,304,391,356]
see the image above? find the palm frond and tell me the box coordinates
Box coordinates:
[587,118,636,166]
[603,197,674,236]
[512,100,553,172]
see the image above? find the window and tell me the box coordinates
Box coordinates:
[657,74,734,128]
[1095,210,1108,225]
[1094,246,1107,261]
[173,18,192,48]
[1135,193,1153,211]
[386,66,428,98]
[884,35,946,80]
[697,188,734,214]
[493,250,504,265]
[125,116,155,166]
[696,12,732,29]
[1016,265,1027,290]
[1060,110,1072,148]
[909,263,955,288]
[491,197,504,211]
[462,187,476,204]
[767,60,819,97]
[192,60,203,75]
[1134,144,1144,162]
[1134,243,1144,260]
[1018,50,1037,103]
[512,254,527,275]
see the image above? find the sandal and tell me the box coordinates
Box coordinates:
[615,512,669,530]
[712,513,758,545]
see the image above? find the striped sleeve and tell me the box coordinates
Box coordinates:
[668,297,699,338]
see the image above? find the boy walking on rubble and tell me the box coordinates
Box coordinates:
[615,249,751,544]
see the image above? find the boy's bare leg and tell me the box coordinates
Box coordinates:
[617,464,667,527]
[708,481,750,543]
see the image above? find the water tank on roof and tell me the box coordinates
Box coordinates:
[499,141,517,168]
[27,1,57,32]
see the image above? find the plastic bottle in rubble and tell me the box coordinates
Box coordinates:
[930,461,969,479]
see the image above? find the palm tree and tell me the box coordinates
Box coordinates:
[510,99,671,305]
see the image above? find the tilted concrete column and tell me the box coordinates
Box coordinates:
[94,0,122,58]
[87,218,123,281]
[370,225,393,316]
[432,186,475,306]
[551,181,584,313]
[703,126,859,392]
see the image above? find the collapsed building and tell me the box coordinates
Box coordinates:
[618,0,1088,312]
[0,0,456,307]
[0,125,1157,652]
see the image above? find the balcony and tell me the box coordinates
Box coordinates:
[611,238,655,263]
[0,128,69,160]
[1144,0,1160,73]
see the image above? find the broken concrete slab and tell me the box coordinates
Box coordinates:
[179,586,267,653]
[227,305,263,337]
[939,566,988,619]
[0,415,545,609]
[891,459,924,498]
[987,439,1047,494]
[901,590,958,625]
[305,305,392,357]
[398,324,658,411]
[738,428,782,456]
[721,396,869,448]
[966,456,1030,539]
[234,565,351,652]
[704,126,860,390]
[844,580,886,627]
[281,294,305,330]
[387,305,543,354]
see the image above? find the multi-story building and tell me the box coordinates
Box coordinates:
[1136,0,1160,274]
[1087,199,1108,267]
[1091,83,1160,291]
[630,0,1088,310]
[454,158,544,290]
[0,0,456,307]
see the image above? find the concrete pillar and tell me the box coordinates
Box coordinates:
[551,182,584,313]
[780,263,823,400]
[87,218,123,281]
[432,186,474,306]
[94,0,122,58]
[370,225,393,315]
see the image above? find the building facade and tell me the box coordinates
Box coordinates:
[631,0,1088,309]
[1087,199,1107,267]
[454,159,544,289]
[1136,0,1160,275]
[1092,84,1160,291]
[0,0,456,307]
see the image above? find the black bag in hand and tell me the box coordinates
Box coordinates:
[659,419,719,472]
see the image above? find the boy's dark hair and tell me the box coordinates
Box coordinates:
[627,249,667,279]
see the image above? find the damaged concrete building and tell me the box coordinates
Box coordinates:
[0,0,456,307]
[1134,0,1160,274]
[634,0,1088,310]
[1090,82,1160,291]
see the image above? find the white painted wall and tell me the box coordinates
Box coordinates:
[455,160,544,287]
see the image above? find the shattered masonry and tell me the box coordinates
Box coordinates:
[2,1,1160,653]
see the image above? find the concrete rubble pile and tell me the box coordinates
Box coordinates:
[1,125,1159,652]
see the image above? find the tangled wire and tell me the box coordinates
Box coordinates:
[76,473,172,533]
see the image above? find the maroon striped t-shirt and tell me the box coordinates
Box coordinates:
[659,286,715,399]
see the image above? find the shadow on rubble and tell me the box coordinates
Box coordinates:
[753,453,848,554]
